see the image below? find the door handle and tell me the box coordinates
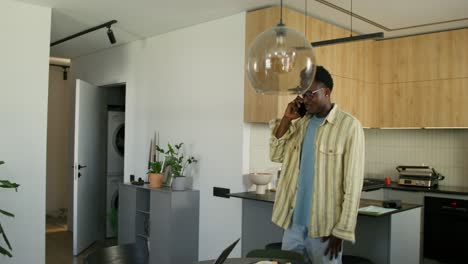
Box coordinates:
[78,164,87,170]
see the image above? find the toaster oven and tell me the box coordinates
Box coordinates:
[397,165,445,188]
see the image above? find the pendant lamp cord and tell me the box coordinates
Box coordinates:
[350,0,353,37]
[279,0,284,26]
[305,0,307,38]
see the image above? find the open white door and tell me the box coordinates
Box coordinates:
[73,79,107,256]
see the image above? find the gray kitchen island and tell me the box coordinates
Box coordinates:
[230,191,422,264]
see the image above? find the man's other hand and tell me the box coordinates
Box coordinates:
[322,235,343,260]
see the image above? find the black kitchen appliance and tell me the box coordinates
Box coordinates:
[396,165,445,188]
[424,196,468,263]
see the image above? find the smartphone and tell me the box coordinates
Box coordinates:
[297,102,307,117]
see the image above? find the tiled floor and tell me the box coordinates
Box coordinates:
[46,217,117,264]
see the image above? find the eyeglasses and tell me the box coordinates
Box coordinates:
[302,88,323,99]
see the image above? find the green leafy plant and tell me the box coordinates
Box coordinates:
[149,161,162,174]
[0,161,20,258]
[155,143,197,177]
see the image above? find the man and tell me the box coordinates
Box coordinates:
[269,66,365,264]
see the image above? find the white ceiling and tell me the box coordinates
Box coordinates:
[15,0,468,58]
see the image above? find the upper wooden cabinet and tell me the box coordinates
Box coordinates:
[244,7,379,127]
[379,79,468,127]
[377,29,468,84]
[376,28,468,127]
[244,7,468,127]
[244,7,309,123]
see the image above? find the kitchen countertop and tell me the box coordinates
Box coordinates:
[230,179,468,202]
[228,179,467,214]
[359,178,468,195]
[229,191,276,203]
[229,191,421,217]
[379,182,468,195]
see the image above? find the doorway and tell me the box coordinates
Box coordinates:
[103,84,126,239]
[45,72,126,262]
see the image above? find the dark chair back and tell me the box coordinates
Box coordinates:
[265,242,283,250]
[246,249,304,262]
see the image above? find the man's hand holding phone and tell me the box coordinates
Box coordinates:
[284,96,306,121]
[275,96,306,139]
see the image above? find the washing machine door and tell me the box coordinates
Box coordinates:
[114,124,125,157]
[107,111,125,175]
[111,187,119,210]
[107,176,122,238]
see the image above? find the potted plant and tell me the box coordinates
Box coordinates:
[155,143,197,191]
[0,161,20,258]
[148,160,164,188]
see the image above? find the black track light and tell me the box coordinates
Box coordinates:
[50,20,118,47]
[107,26,116,44]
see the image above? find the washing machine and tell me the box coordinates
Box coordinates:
[106,175,122,237]
[107,111,125,175]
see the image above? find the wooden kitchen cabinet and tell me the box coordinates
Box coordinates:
[243,7,280,123]
[376,28,468,127]
[379,78,468,127]
[244,7,309,123]
[244,7,379,126]
[377,29,468,84]
[244,7,468,127]
[306,19,380,128]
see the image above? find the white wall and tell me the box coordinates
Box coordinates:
[71,13,246,260]
[47,67,71,215]
[0,1,51,264]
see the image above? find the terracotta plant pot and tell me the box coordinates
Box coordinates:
[148,173,163,188]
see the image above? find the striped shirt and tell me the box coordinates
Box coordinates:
[269,104,365,243]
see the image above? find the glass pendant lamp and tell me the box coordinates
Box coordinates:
[246,0,316,95]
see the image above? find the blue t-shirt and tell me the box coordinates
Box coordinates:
[293,116,324,226]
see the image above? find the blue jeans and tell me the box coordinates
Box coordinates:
[282,223,343,264]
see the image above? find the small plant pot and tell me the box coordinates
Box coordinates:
[148,173,163,188]
[171,176,186,191]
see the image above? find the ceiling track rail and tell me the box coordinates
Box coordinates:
[51,20,117,47]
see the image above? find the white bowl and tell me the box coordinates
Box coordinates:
[248,172,273,194]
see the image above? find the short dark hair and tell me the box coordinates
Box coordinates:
[315,66,333,90]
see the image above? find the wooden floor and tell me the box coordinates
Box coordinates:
[46,217,117,264]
